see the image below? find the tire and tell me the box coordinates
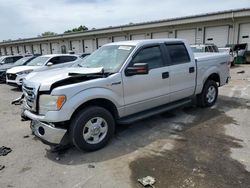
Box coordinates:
[197,80,218,108]
[69,106,115,151]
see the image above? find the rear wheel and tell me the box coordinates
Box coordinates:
[69,106,115,151]
[197,80,218,107]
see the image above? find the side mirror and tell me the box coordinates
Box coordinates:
[47,62,53,66]
[125,63,149,76]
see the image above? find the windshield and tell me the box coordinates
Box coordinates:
[79,45,135,72]
[0,56,6,63]
[14,57,33,66]
[191,47,203,53]
[27,56,50,66]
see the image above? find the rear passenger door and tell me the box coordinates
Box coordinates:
[165,43,196,102]
[122,44,170,116]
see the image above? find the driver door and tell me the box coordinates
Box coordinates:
[122,44,170,116]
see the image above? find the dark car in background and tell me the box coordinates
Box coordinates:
[79,53,90,58]
[0,55,23,65]
[0,56,38,83]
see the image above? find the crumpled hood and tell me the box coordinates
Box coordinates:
[24,67,104,91]
[6,66,40,74]
[0,63,14,71]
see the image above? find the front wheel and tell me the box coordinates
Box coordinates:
[197,80,218,107]
[69,106,115,151]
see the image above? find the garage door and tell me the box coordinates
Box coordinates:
[131,34,145,40]
[71,40,82,53]
[18,46,25,55]
[152,32,169,39]
[239,23,250,50]
[0,47,5,55]
[176,29,196,44]
[33,44,41,54]
[25,45,32,54]
[41,43,49,55]
[12,46,18,55]
[113,36,126,42]
[205,26,229,47]
[51,43,59,54]
[6,47,11,55]
[84,39,95,53]
[97,38,109,48]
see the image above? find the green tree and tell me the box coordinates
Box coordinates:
[64,25,88,33]
[40,31,57,37]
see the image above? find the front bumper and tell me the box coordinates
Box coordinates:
[6,74,26,86]
[30,120,67,145]
[22,103,67,145]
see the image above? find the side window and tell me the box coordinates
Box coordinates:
[131,46,164,69]
[13,56,22,62]
[5,57,14,63]
[165,44,190,64]
[205,46,209,52]
[49,57,60,65]
[59,56,77,63]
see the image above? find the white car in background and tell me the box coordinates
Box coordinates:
[190,44,219,53]
[218,47,234,64]
[6,54,80,88]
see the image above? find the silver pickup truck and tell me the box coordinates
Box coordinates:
[20,39,230,151]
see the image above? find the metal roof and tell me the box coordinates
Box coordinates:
[105,38,184,46]
[1,8,250,46]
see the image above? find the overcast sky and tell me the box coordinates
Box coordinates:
[0,0,249,41]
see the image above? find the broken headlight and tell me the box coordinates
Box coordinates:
[39,95,66,115]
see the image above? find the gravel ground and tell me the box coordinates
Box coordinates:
[0,65,250,188]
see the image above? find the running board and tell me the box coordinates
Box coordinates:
[118,98,192,124]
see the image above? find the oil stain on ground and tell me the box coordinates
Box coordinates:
[129,105,250,188]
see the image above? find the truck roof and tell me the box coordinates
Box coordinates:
[105,39,186,47]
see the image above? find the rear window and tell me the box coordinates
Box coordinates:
[60,56,77,63]
[165,44,190,64]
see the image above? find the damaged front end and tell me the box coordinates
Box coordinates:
[30,120,68,145]
[12,93,24,105]
[12,67,109,146]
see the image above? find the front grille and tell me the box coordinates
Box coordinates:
[23,84,36,111]
[7,73,17,80]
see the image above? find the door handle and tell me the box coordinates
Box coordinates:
[189,67,195,73]
[162,72,169,79]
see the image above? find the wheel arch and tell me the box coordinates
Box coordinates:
[70,98,119,122]
[206,73,220,86]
